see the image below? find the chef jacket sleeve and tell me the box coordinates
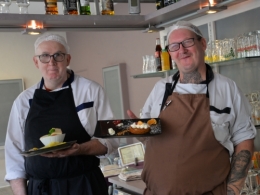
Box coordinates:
[5,101,27,182]
[90,84,119,157]
[142,80,165,119]
[230,86,256,146]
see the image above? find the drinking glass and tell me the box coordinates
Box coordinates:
[146,55,154,73]
[253,102,260,125]
[222,38,230,61]
[257,30,260,56]
[248,170,259,193]
[16,0,30,14]
[243,33,251,57]
[237,35,246,58]
[212,40,221,62]
[248,31,260,57]
[205,41,212,63]
[149,55,156,73]
[228,38,236,59]
[142,56,147,74]
[0,0,11,13]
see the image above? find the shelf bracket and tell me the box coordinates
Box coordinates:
[208,21,216,42]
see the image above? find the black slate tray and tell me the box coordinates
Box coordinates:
[94,118,161,138]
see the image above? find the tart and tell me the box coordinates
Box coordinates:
[129,121,150,135]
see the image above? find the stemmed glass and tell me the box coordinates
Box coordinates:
[16,0,30,14]
[0,0,11,13]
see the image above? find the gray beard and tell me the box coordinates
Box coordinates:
[181,70,203,84]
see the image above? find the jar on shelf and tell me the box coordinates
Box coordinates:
[248,30,260,57]
[236,35,246,58]
[205,41,213,63]
[100,0,114,15]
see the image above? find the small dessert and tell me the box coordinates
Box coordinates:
[113,120,121,125]
[129,121,150,135]
[40,128,66,147]
[117,129,129,136]
[29,147,39,151]
[147,118,157,126]
[116,123,123,127]
[108,128,115,135]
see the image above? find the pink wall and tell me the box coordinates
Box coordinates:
[66,3,164,117]
[67,30,162,117]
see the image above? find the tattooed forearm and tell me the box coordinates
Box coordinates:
[228,150,251,184]
[181,69,203,84]
[227,150,252,194]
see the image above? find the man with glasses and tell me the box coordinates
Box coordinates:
[5,33,117,195]
[127,21,256,194]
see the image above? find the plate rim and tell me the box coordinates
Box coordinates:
[20,140,77,157]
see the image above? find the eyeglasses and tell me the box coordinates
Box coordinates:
[36,53,67,63]
[167,38,197,52]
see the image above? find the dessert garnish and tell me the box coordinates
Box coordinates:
[47,128,62,136]
[129,121,151,135]
[108,128,115,135]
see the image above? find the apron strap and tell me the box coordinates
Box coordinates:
[37,179,49,195]
[160,83,174,111]
[160,71,179,111]
[160,64,212,111]
[39,70,74,90]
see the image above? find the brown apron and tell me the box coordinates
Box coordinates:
[142,73,230,195]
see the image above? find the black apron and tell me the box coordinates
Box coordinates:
[24,78,108,195]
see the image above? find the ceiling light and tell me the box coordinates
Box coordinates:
[196,6,227,14]
[21,20,46,35]
[142,24,164,33]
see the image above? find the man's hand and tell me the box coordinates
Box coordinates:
[127,109,138,119]
[41,143,81,158]
[41,139,107,158]
[227,139,254,195]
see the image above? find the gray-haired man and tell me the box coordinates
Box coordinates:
[127,21,256,195]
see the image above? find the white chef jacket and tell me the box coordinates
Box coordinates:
[5,70,119,181]
[142,70,256,156]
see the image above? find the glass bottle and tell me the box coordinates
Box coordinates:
[163,0,168,7]
[142,56,147,74]
[0,0,11,13]
[161,49,170,71]
[16,0,29,14]
[62,0,68,15]
[155,0,163,10]
[100,0,114,15]
[80,0,91,15]
[155,38,162,71]
[63,0,78,15]
[45,0,58,15]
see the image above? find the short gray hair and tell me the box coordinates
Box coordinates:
[34,33,70,53]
